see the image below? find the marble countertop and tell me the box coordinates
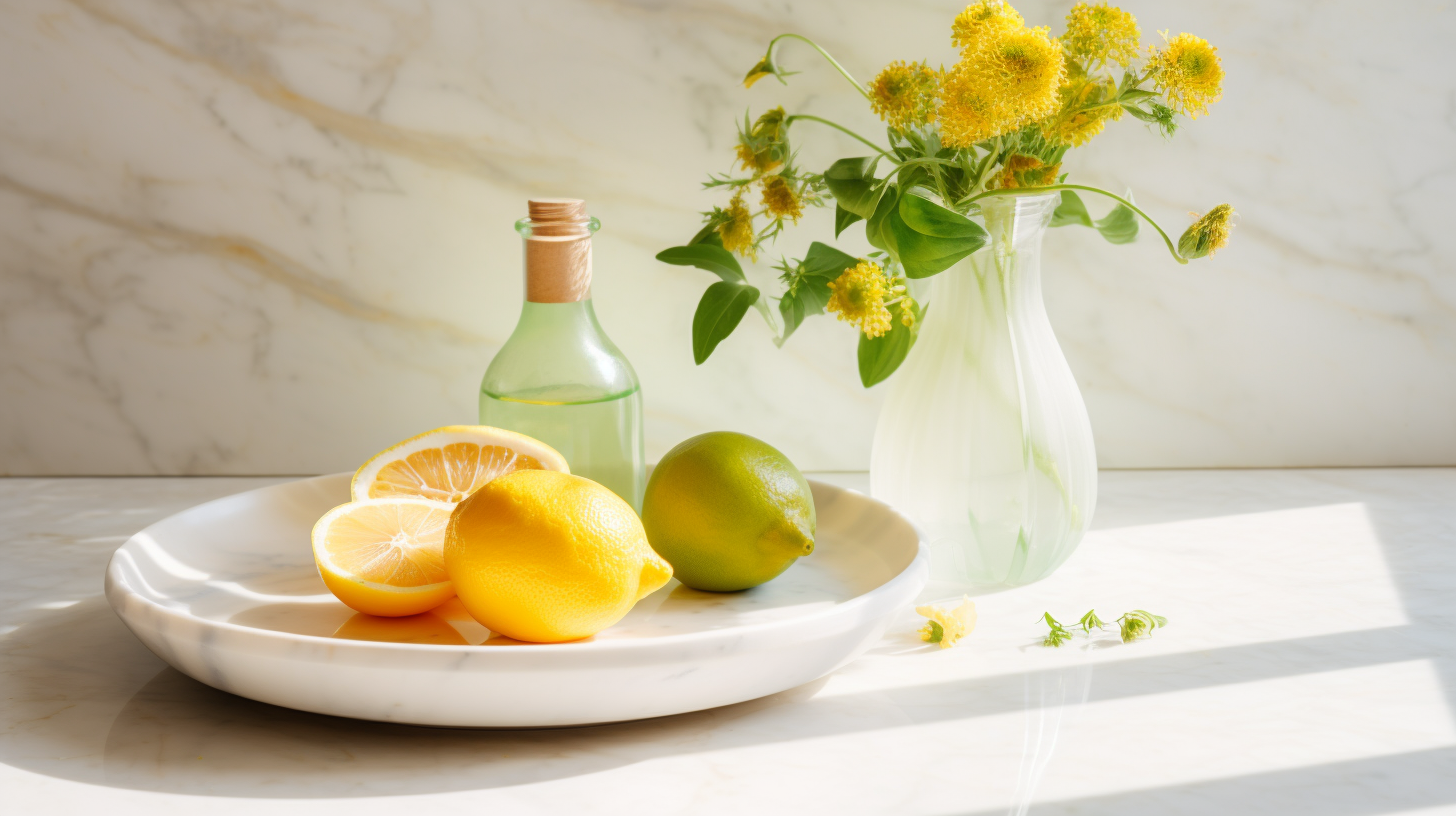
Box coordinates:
[2,469,1453,815]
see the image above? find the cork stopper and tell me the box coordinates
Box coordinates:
[523,198,594,303]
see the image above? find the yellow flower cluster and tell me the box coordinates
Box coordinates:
[1151,32,1223,118]
[826,260,895,338]
[760,175,803,222]
[717,189,757,261]
[951,0,1023,52]
[869,60,940,131]
[1062,2,1140,66]
[939,4,1065,147]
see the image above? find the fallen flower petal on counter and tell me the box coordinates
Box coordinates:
[916,596,977,648]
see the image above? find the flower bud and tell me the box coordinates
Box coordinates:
[742,54,778,88]
[1177,203,1234,259]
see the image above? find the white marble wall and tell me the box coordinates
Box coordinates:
[0,0,1452,475]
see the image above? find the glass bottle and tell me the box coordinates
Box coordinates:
[480,199,645,511]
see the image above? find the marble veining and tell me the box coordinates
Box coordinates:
[2,1,1454,475]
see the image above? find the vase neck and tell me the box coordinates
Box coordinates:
[980,192,1058,255]
[930,193,1058,309]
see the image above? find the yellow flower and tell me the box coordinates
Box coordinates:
[760,175,804,222]
[993,154,1061,189]
[937,67,1003,147]
[869,60,940,131]
[1063,3,1141,67]
[1177,203,1235,259]
[979,26,1065,122]
[826,260,894,338]
[898,295,918,328]
[917,596,977,648]
[952,1,1024,55]
[940,24,1066,146]
[718,189,758,261]
[1041,76,1123,146]
[1151,32,1223,118]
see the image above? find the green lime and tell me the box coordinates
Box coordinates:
[641,431,815,592]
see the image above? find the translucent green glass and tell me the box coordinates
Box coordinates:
[479,217,645,511]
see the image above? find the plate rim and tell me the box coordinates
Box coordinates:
[106,473,929,657]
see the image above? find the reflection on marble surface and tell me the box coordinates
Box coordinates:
[0,1,1452,475]
[3,470,1455,813]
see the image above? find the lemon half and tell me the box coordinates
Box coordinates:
[351,425,569,504]
[312,497,457,617]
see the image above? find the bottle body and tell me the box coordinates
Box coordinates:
[480,199,645,511]
[480,302,645,511]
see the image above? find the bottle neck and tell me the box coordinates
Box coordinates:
[507,299,613,351]
[517,202,599,304]
[523,232,593,303]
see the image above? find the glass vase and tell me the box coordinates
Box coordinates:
[870,192,1096,598]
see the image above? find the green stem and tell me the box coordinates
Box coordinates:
[785,115,887,155]
[961,138,1003,201]
[928,162,949,204]
[968,183,1188,264]
[768,34,870,101]
[896,156,959,169]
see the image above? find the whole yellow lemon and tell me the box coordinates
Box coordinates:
[641,432,815,592]
[444,470,672,643]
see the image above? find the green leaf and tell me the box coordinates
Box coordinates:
[834,204,862,238]
[857,301,923,386]
[800,242,859,278]
[779,293,806,342]
[888,193,988,278]
[898,191,986,239]
[1095,203,1139,244]
[1122,102,1178,137]
[864,185,898,252]
[692,281,759,364]
[1049,190,1093,228]
[1120,103,1159,123]
[1077,609,1106,632]
[777,242,853,344]
[861,185,896,252]
[1117,88,1158,102]
[777,275,832,342]
[824,156,882,218]
[656,244,746,284]
[688,221,724,247]
[1041,612,1073,648]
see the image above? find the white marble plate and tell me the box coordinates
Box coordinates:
[104,474,927,728]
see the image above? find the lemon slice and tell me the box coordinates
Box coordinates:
[312,498,457,617]
[351,425,568,504]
